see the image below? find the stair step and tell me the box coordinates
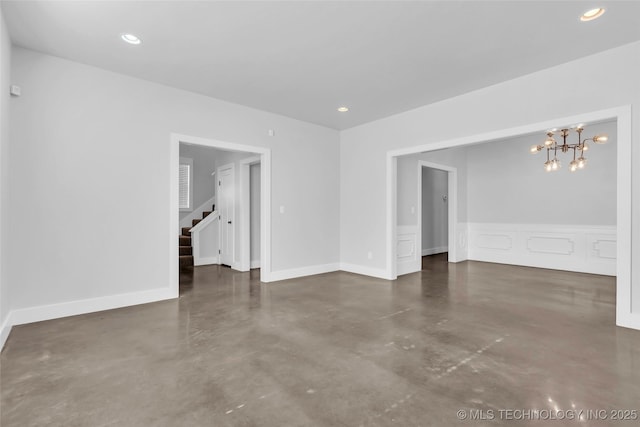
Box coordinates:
[179,246,192,256]
[179,235,191,246]
[179,255,194,267]
[192,218,202,227]
[202,211,212,219]
[181,227,192,236]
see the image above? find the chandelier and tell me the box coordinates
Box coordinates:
[530,126,608,172]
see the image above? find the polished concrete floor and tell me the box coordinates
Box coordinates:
[2,258,639,426]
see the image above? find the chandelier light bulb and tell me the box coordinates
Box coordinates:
[530,145,541,153]
[581,142,589,151]
[551,159,560,171]
[577,157,587,169]
[593,134,608,144]
[569,160,578,172]
[544,161,552,172]
[544,137,555,147]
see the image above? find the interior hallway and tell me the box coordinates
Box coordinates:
[1,260,638,426]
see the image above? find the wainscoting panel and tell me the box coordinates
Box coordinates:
[468,223,616,276]
[397,225,419,275]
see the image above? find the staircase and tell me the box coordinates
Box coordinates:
[179,206,215,268]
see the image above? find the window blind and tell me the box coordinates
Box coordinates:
[179,163,191,209]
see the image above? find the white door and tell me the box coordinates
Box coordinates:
[218,166,234,266]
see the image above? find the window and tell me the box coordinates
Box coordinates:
[179,157,193,211]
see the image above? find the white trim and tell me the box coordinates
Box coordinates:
[614,108,633,329]
[2,287,175,346]
[385,105,634,330]
[422,246,448,256]
[396,225,420,276]
[387,155,397,279]
[417,160,458,264]
[179,195,215,231]
[191,210,220,266]
[250,260,261,269]
[340,263,393,280]
[266,263,339,282]
[239,156,261,272]
[467,223,616,276]
[171,133,272,284]
[1,317,11,350]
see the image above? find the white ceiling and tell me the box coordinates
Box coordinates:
[2,1,640,130]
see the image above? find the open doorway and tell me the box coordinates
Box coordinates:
[419,163,450,270]
[386,106,635,329]
[170,134,272,294]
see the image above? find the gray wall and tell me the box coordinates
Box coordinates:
[422,168,448,252]
[466,120,617,225]
[8,47,340,313]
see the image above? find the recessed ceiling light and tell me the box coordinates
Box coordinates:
[337,106,349,112]
[121,34,142,45]
[580,8,605,22]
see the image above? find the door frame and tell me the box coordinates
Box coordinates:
[217,162,235,267]
[386,105,634,329]
[170,133,272,290]
[239,156,261,272]
[417,161,457,266]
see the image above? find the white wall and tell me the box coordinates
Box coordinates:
[0,8,12,346]
[7,48,340,321]
[467,121,617,225]
[422,167,448,253]
[340,41,640,326]
[250,163,261,267]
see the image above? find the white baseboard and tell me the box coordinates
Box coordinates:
[1,287,177,350]
[339,263,392,280]
[422,246,448,256]
[194,256,219,266]
[617,312,640,331]
[0,315,12,351]
[266,263,339,282]
[250,260,260,269]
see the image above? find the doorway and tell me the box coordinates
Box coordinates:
[416,160,457,271]
[170,133,273,293]
[420,165,449,269]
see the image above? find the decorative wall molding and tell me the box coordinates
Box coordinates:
[467,223,616,276]
[397,225,419,275]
